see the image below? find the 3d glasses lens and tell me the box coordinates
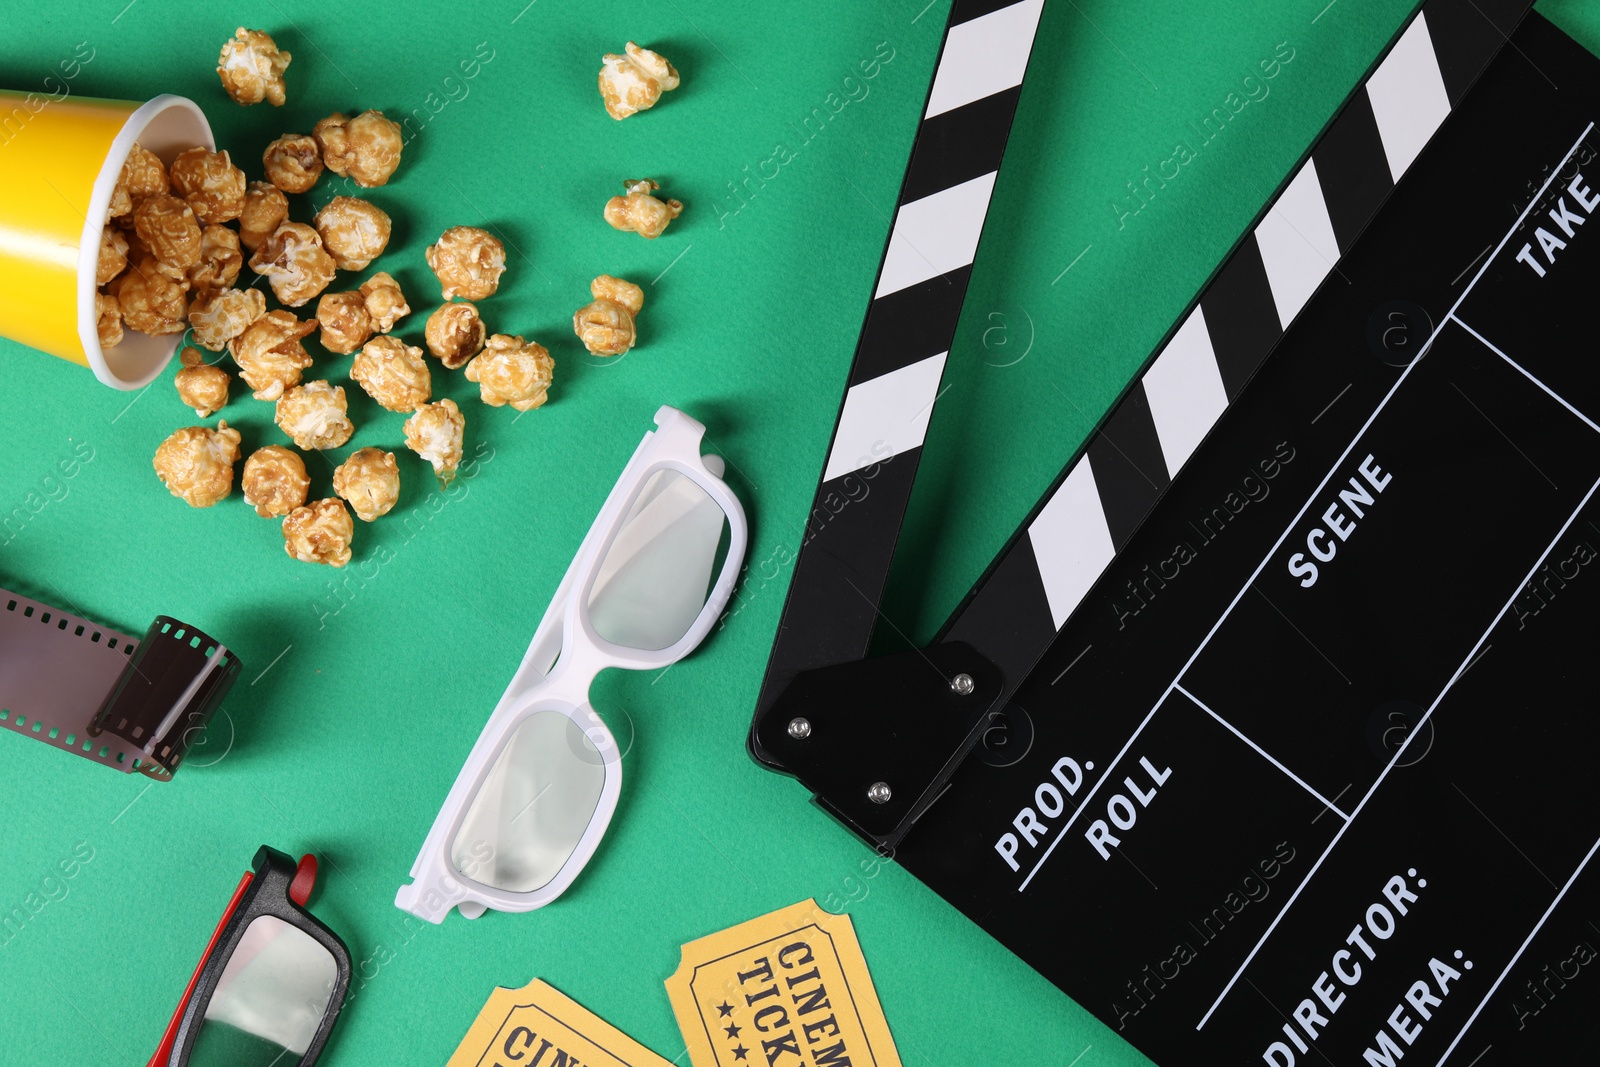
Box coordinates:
[450,710,608,892]
[586,469,729,651]
[187,915,338,1066]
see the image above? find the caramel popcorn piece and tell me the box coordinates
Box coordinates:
[351,335,431,413]
[599,42,679,120]
[404,398,465,486]
[134,194,203,275]
[465,334,554,412]
[187,224,243,291]
[591,273,644,315]
[230,308,315,400]
[572,304,636,356]
[239,181,288,253]
[424,301,485,369]
[169,148,246,224]
[153,421,241,508]
[174,349,231,417]
[314,196,391,271]
[276,380,354,451]
[135,248,191,288]
[243,445,310,518]
[572,274,643,356]
[262,134,323,194]
[96,227,128,286]
[218,28,291,107]
[359,271,410,333]
[95,291,123,349]
[125,145,173,199]
[249,222,336,307]
[133,238,171,280]
[109,144,170,220]
[283,498,353,567]
[189,286,265,352]
[115,256,189,335]
[314,290,372,355]
[603,178,683,239]
[314,110,404,188]
[332,447,400,522]
[425,226,505,300]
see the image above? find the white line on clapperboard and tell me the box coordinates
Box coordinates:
[1435,832,1600,1065]
[1453,317,1600,434]
[1174,684,1350,820]
[1009,114,1596,1014]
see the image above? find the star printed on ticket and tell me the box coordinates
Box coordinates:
[445,977,675,1067]
[665,898,902,1067]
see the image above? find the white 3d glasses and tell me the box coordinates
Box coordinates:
[395,407,748,923]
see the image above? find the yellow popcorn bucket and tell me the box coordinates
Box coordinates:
[0,91,213,389]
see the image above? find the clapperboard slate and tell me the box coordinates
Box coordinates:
[905,11,1600,1065]
[752,1,1600,1063]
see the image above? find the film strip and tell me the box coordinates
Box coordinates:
[753,0,1529,738]
[0,587,242,779]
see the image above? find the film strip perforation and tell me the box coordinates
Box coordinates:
[0,590,151,773]
[4,595,136,654]
[0,708,139,768]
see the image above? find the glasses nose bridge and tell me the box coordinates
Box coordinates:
[517,625,606,708]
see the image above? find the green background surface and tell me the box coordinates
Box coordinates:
[2,1,1596,1064]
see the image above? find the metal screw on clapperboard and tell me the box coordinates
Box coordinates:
[783,673,978,806]
[864,675,976,805]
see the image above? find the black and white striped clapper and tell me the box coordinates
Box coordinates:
[751,0,1047,761]
[749,0,1530,794]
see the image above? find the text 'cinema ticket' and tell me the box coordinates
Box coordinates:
[445,978,675,1067]
[666,899,902,1067]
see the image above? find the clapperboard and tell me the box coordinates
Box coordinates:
[750,0,1600,1061]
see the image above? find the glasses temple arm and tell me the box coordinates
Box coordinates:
[146,870,254,1067]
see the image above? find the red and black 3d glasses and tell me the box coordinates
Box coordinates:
[148,846,351,1067]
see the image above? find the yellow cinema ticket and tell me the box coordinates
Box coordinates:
[665,899,902,1067]
[446,977,676,1067]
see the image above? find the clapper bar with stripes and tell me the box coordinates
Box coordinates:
[749,0,1531,845]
